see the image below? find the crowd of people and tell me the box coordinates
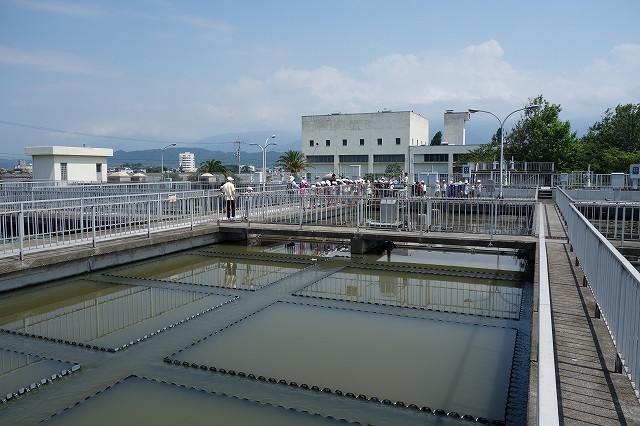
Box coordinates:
[219,172,488,220]
[284,173,485,199]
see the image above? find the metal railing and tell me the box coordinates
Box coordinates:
[1,190,538,260]
[537,200,560,425]
[555,188,640,398]
[573,201,640,244]
[242,192,536,235]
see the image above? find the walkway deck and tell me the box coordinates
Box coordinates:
[540,201,640,425]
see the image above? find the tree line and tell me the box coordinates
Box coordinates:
[459,95,640,174]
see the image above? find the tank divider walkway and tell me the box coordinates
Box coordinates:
[542,202,640,425]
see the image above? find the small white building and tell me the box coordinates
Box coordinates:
[25,146,113,182]
[179,151,196,172]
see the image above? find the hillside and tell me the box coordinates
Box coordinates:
[111,144,300,168]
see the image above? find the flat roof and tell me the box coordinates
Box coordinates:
[301,110,427,119]
[25,146,113,157]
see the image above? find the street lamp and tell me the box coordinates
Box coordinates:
[250,135,276,191]
[468,105,540,198]
[161,143,176,182]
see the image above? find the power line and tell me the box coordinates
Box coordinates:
[0,119,237,146]
[0,119,187,144]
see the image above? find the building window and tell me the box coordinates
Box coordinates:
[309,140,315,147]
[452,154,462,162]
[325,139,331,147]
[374,154,405,163]
[396,137,401,145]
[342,139,347,146]
[377,138,383,145]
[307,155,335,163]
[424,154,449,162]
[60,163,68,181]
[360,138,364,146]
[96,163,102,173]
[339,155,368,162]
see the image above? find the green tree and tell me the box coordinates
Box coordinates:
[430,131,442,146]
[577,103,640,173]
[384,163,404,180]
[275,150,310,174]
[590,103,640,152]
[505,95,578,171]
[197,159,227,175]
[457,128,502,165]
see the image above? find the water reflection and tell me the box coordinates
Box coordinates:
[256,240,351,258]
[46,376,352,425]
[0,279,231,349]
[177,302,516,421]
[373,247,526,272]
[296,267,522,318]
[0,241,531,425]
[0,349,77,399]
[111,254,306,290]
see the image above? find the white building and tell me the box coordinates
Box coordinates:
[301,110,429,179]
[443,111,470,145]
[301,110,474,181]
[25,146,113,182]
[179,152,196,172]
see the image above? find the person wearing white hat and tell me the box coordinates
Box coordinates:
[221,176,236,220]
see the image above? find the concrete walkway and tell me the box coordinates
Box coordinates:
[542,202,640,425]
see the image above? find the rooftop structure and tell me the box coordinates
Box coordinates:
[25,145,113,182]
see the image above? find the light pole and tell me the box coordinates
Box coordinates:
[161,143,176,182]
[250,135,276,191]
[468,105,540,198]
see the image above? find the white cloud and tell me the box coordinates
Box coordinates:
[173,14,230,32]
[272,66,378,103]
[0,44,117,77]
[8,0,105,17]
[463,39,504,58]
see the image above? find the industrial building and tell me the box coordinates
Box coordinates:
[301,110,473,182]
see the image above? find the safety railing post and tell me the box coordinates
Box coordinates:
[91,205,96,248]
[19,203,24,261]
[157,193,162,229]
[621,206,625,247]
[190,197,194,230]
[147,201,151,237]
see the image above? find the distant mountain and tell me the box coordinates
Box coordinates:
[111,145,301,168]
[0,158,17,169]
[0,130,302,170]
[109,129,302,168]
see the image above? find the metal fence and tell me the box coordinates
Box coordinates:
[245,192,536,236]
[573,201,640,244]
[1,190,538,260]
[555,188,640,398]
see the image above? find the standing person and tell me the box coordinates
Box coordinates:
[221,176,236,221]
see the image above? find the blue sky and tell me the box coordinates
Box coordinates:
[1,0,639,159]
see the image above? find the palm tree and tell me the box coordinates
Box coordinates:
[197,159,227,175]
[275,150,310,174]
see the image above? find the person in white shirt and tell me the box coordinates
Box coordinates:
[221,176,236,220]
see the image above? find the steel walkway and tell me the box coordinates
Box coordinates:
[541,201,640,425]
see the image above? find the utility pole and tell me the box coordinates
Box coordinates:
[234,138,242,174]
